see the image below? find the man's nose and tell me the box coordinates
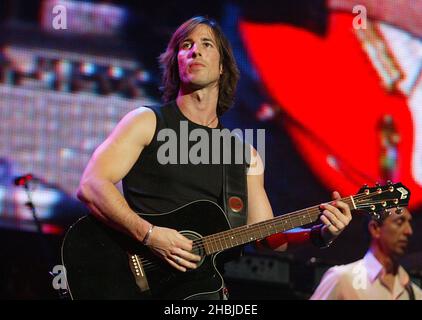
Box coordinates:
[190,43,201,57]
[404,223,413,236]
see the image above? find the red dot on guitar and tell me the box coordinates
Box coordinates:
[229,196,243,213]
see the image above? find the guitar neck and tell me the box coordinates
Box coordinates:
[201,196,355,255]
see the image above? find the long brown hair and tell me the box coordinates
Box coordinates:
[159,16,240,116]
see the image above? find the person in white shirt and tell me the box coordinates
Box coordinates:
[311,207,422,300]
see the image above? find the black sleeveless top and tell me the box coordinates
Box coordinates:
[122,101,224,214]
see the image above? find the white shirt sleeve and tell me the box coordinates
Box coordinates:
[310,266,345,300]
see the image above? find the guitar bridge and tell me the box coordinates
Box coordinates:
[128,253,150,292]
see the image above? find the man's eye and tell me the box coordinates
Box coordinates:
[204,42,212,47]
[182,42,192,49]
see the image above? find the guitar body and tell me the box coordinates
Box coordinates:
[62,200,234,300]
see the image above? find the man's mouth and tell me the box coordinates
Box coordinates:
[189,63,205,69]
[398,239,409,245]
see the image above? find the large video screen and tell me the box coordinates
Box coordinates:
[239,1,422,210]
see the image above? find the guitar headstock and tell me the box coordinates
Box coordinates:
[354,182,411,220]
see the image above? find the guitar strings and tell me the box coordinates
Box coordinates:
[201,189,400,256]
[194,190,393,252]
[138,189,401,269]
[138,190,397,269]
[138,190,395,269]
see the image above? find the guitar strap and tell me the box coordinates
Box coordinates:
[221,134,248,228]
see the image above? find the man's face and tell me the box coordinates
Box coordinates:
[177,24,222,91]
[376,208,413,258]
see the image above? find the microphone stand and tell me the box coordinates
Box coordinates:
[23,182,44,235]
[19,179,68,299]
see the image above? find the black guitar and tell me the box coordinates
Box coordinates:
[61,182,410,299]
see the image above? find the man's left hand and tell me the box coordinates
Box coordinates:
[319,191,352,242]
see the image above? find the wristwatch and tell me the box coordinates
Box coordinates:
[310,224,334,249]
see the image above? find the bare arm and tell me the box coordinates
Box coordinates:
[77,107,200,272]
[247,146,352,252]
[77,107,157,241]
[246,146,288,251]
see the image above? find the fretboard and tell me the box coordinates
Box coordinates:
[201,197,355,255]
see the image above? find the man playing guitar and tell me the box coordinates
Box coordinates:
[74,16,352,299]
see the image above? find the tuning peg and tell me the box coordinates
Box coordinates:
[375,182,380,187]
[362,184,370,194]
[373,213,381,220]
[396,207,403,215]
[387,180,392,185]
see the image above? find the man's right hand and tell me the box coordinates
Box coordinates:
[146,226,201,272]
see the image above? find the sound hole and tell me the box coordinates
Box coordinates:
[179,230,206,268]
